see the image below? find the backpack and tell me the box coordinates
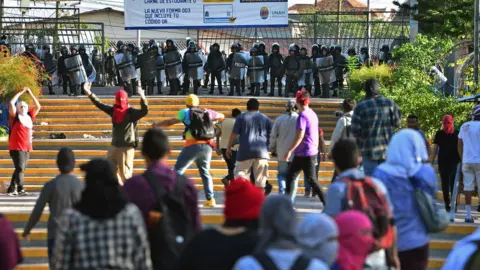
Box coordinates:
[464,240,480,270]
[143,171,195,270]
[253,252,311,270]
[341,176,394,250]
[184,108,215,140]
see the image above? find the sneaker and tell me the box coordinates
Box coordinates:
[7,190,18,196]
[304,189,311,198]
[203,198,216,208]
[465,217,475,223]
[17,190,28,196]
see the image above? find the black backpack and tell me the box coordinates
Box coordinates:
[252,253,311,270]
[464,240,480,270]
[184,108,215,140]
[143,171,195,270]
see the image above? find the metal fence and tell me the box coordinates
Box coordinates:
[196,11,410,55]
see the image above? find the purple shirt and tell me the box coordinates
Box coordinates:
[294,108,319,157]
[123,162,201,232]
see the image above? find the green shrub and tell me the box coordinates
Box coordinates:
[0,126,7,138]
[348,64,392,94]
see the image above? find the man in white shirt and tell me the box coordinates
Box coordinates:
[216,108,242,187]
[458,104,480,223]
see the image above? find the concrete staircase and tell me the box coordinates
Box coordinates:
[0,96,478,270]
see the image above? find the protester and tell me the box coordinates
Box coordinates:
[351,79,401,176]
[328,98,355,153]
[297,213,339,267]
[227,98,272,192]
[305,127,327,197]
[407,114,431,156]
[334,210,375,270]
[22,148,84,268]
[7,87,41,196]
[374,129,436,269]
[325,139,397,269]
[216,108,242,187]
[431,114,460,211]
[84,82,148,184]
[154,94,224,207]
[0,213,23,270]
[285,90,325,205]
[458,104,480,223]
[269,100,299,195]
[176,178,264,270]
[442,228,480,269]
[233,195,329,270]
[53,159,152,269]
[123,128,200,269]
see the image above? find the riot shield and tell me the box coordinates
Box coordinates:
[44,54,56,75]
[164,51,183,79]
[247,55,265,84]
[186,52,204,80]
[115,52,137,81]
[139,52,156,81]
[230,52,248,80]
[298,58,313,86]
[64,54,87,85]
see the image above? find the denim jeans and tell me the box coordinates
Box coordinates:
[277,161,299,202]
[305,153,320,191]
[174,144,214,200]
[286,155,325,204]
[48,238,55,269]
[362,156,384,176]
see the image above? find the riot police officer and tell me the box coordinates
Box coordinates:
[311,44,321,96]
[333,45,347,97]
[257,42,269,93]
[91,47,102,85]
[298,47,314,94]
[317,46,334,98]
[42,45,56,95]
[105,48,117,86]
[379,45,392,65]
[226,42,248,96]
[207,43,225,95]
[282,44,301,97]
[138,43,156,95]
[151,44,165,95]
[247,46,265,97]
[267,43,284,97]
[57,46,71,94]
[182,41,204,95]
[163,38,183,95]
[115,40,137,97]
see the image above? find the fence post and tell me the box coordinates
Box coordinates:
[101,23,105,86]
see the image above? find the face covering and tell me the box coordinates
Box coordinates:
[16,102,33,129]
[113,90,129,124]
[297,213,339,266]
[335,210,374,270]
[442,114,454,134]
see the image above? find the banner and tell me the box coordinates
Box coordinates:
[124,0,288,29]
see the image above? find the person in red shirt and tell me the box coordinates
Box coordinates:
[7,87,41,196]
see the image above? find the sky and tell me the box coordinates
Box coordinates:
[3,0,400,14]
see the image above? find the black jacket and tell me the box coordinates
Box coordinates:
[207,50,226,72]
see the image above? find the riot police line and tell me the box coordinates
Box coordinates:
[0,36,394,98]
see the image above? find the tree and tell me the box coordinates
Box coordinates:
[395,0,475,39]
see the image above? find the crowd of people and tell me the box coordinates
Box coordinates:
[3,76,480,269]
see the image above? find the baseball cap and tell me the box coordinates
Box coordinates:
[186,94,199,107]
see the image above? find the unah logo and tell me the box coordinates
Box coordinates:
[260,7,269,20]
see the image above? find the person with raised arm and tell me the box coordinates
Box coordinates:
[7,87,41,196]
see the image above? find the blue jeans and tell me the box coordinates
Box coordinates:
[175,144,214,200]
[362,156,384,176]
[278,161,298,202]
[48,238,55,269]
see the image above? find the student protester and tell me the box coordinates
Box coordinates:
[83,82,148,184]
[7,87,41,196]
[0,213,23,270]
[351,79,401,176]
[216,108,242,187]
[53,159,152,269]
[176,178,264,270]
[123,128,200,269]
[22,148,84,268]
[374,129,436,269]
[431,114,460,211]
[297,213,339,267]
[334,210,375,270]
[153,94,225,207]
[457,104,480,223]
[285,90,326,205]
[227,98,272,191]
[233,195,329,270]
